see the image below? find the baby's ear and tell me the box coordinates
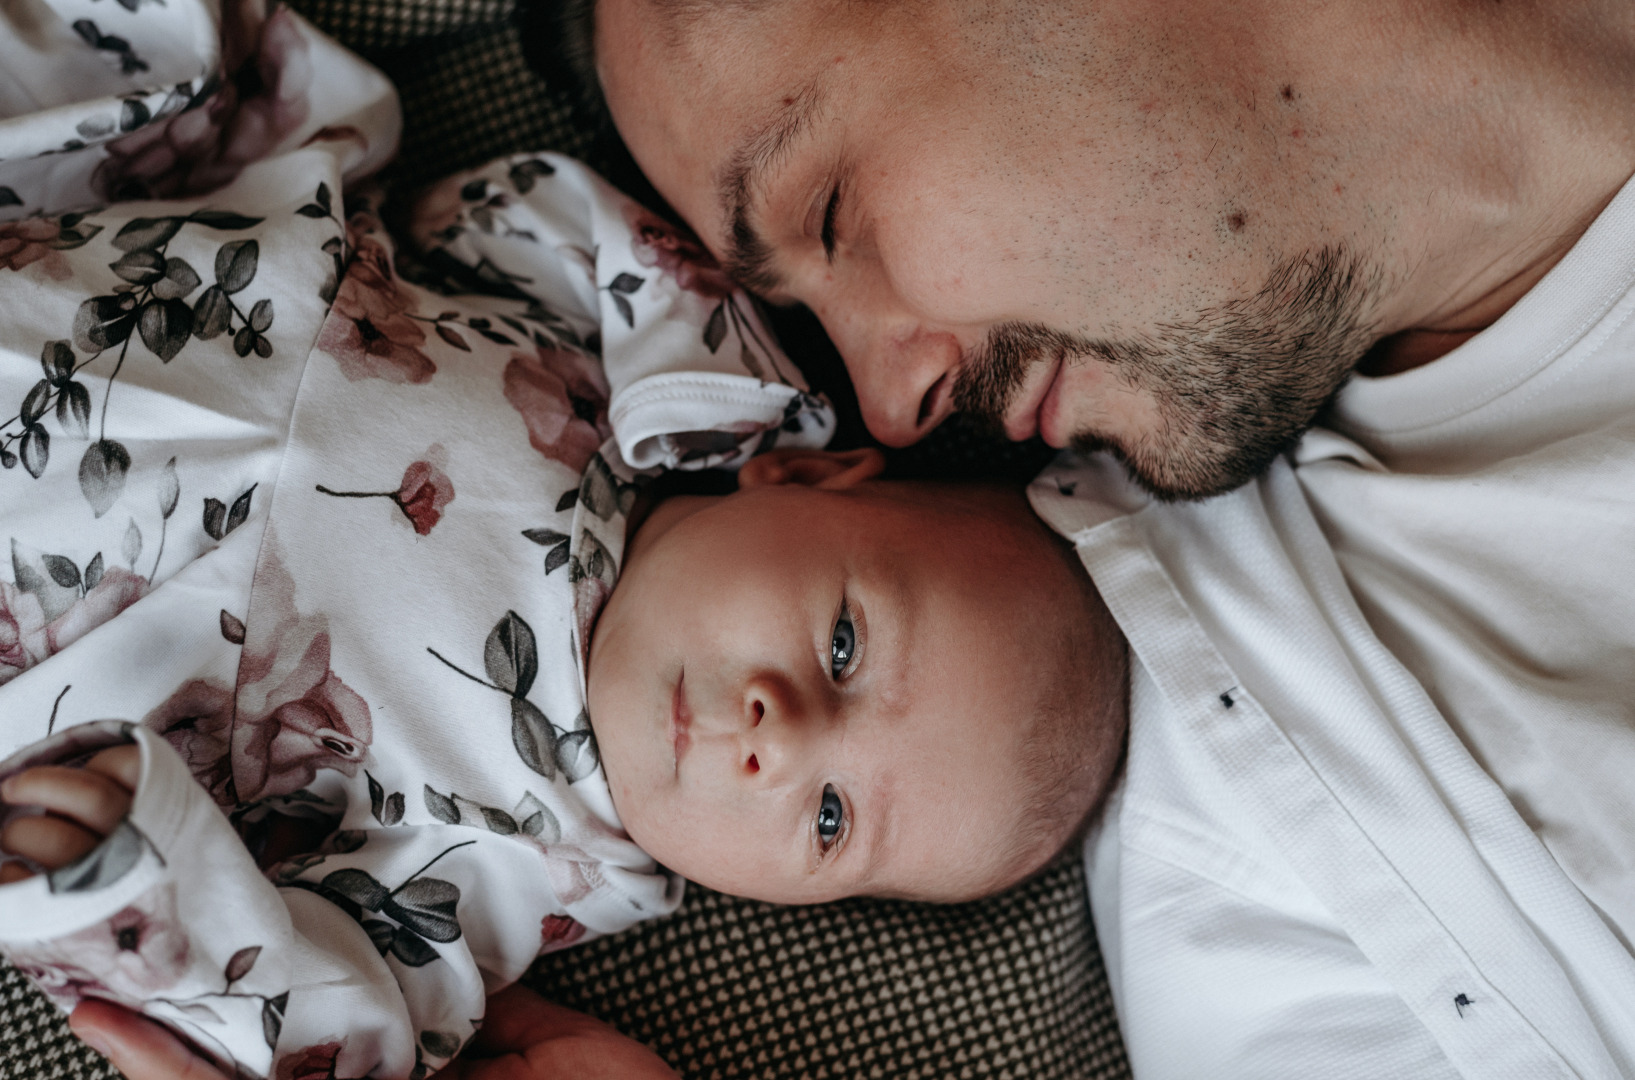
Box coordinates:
[737,447,886,490]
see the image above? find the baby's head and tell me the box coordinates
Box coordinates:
[587,448,1128,904]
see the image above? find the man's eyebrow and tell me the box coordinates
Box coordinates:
[716,80,828,295]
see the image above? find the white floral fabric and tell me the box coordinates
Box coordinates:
[0,2,833,1076]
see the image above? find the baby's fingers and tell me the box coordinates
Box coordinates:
[84,744,141,790]
[0,746,140,877]
[1,755,137,836]
[0,813,105,869]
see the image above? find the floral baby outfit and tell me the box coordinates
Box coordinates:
[0,4,832,1075]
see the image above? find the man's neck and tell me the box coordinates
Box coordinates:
[1298,0,1635,371]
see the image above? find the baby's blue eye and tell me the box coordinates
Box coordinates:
[830,605,856,679]
[817,785,844,847]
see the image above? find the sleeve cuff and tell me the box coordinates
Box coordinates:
[611,372,834,471]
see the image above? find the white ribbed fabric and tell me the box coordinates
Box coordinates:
[1302,170,1635,948]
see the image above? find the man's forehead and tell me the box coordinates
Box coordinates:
[597,0,831,111]
[596,2,864,175]
[597,2,813,199]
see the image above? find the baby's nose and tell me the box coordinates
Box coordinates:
[735,674,811,779]
[741,672,794,731]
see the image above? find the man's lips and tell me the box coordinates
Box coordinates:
[1002,348,1067,443]
[1037,352,1072,448]
[670,670,691,773]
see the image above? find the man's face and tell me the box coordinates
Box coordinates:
[586,478,1123,904]
[597,0,1385,498]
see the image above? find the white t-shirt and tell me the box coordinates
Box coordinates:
[1029,170,1635,1079]
[1299,171,1635,943]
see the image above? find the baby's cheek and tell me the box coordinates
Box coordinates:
[603,768,654,843]
[613,789,697,880]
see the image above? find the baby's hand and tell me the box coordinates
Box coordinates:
[0,745,139,885]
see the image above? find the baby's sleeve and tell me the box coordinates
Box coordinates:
[0,722,618,1080]
[408,152,835,472]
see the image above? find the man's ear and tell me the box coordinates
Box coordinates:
[737,447,887,490]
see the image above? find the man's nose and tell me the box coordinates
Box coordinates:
[833,322,962,447]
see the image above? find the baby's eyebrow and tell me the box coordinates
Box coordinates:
[716,79,829,296]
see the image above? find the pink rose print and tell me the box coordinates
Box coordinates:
[622,205,735,301]
[619,201,785,370]
[0,219,71,280]
[91,6,315,202]
[395,460,454,535]
[144,679,237,804]
[316,448,456,536]
[70,891,191,992]
[0,580,50,685]
[540,913,585,950]
[143,544,372,806]
[44,567,148,655]
[232,580,373,804]
[503,347,612,473]
[514,835,605,908]
[316,234,435,384]
[9,884,190,1011]
[0,565,149,687]
[275,1040,343,1080]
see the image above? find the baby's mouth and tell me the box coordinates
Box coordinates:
[670,670,691,774]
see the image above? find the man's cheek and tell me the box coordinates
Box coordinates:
[868,211,1059,328]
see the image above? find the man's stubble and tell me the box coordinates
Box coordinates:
[954,244,1382,500]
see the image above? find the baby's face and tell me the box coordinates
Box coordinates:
[587,452,1123,904]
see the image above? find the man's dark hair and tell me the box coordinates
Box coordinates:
[552,0,604,119]
[522,0,677,212]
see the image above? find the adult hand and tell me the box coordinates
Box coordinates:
[69,1001,227,1080]
[432,983,681,1080]
[68,984,681,1080]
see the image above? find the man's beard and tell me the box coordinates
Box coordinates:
[952,245,1381,500]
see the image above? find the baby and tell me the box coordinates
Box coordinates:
[590,449,1128,905]
[0,150,1125,1080]
[0,447,1128,1076]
